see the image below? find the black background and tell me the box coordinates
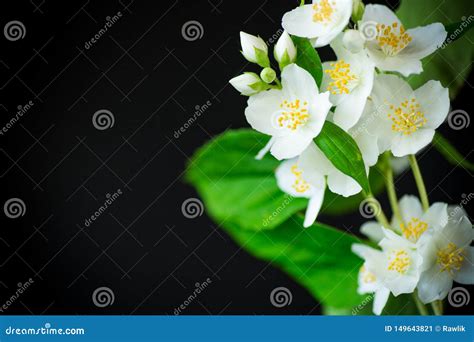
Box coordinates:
[0,0,472,315]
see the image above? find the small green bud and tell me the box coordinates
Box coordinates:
[352,0,365,23]
[260,67,277,84]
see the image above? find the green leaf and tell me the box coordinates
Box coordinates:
[397,0,474,98]
[224,214,366,309]
[314,121,371,194]
[185,129,308,230]
[432,132,474,172]
[291,36,323,87]
[444,20,474,45]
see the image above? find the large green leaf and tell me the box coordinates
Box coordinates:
[185,129,308,230]
[224,214,366,309]
[432,132,474,172]
[291,36,323,87]
[397,0,474,98]
[315,121,371,194]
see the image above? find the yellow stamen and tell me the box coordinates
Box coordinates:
[437,243,464,275]
[324,60,357,95]
[387,249,411,274]
[388,98,427,135]
[290,164,310,193]
[360,266,377,283]
[400,217,428,242]
[278,99,309,131]
[312,0,335,23]
[376,22,412,56]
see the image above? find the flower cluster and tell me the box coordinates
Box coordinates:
[228,0,471,315]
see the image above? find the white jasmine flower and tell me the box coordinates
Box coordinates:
[246,64,332,160]
[321,34,375,130]
[370,74,449,157]
[274,31,297,68]
[299,142,362,197]
[352,244,390,315]
[275,158,326,227]
[282,0,353,47]
[359,4,447,76]
[342,29,365,53]
[240,31,270,67]
[417,215,473,304]
[229,72,264,96]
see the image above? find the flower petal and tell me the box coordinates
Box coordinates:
[402,23,447,59]
[275,158,312,198]
[361,221,384,243]
[304,191,325,227]
[390,129,434,157]
[454,246,474,285]
[414,80,450,130]
[282,5,330,38]
[327,169,362,197]
[373,287,390,315]
[271,134,314,160]
[422,202,448,229]
[245,89,284,136]
[418,266,453,303]
[362,4,401,27]
[282,63,320,100]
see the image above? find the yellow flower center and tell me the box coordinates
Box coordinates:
[387,249,411,274]
[437,243,464,275]
[312,0,335,23]
[324,60,357,95]
[400,217,428,242]
[360,266,377,283]
[388,98,427,135]
[278,99,309,131]
[376,22,412,56]
[290,164,310,193]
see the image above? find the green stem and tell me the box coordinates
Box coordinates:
[384,155,403,224]
[431,300,443,315]
[408,155,429,211]
[300,0,305,6]
[413,291,429,316]
[365,193,390,228]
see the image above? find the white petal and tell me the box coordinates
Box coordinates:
[441,216,473,249]
[303,191,325,227]
[367,50,423,76]
[229,73,261,95]
[351,243,382,260]
[422,202,448,229]
[398,195,424,223]
[418,266,453,303]
[299,142,335,176]
[373,287,390,315]
[282,5,330,38]
[342,29,365,53]
[362,4,401,27]
[414,80,450,130]
[327,170,362,197]
[275,158,312,198]
[271,134,313,160]
[390,129,435,157]
[454,246,474,284]
[447,205,468,223]
[306,91,332,136]
[274,30,297,62]
[402,23,447,59]
[282,63,320,101]
[333,88,370,130]
[255,137,275,160]
[240,32,267,62]
[245,89,285,136]
[361,221,384,243]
